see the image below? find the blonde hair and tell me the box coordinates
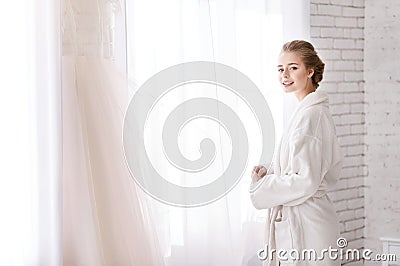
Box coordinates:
[281,40,325,89]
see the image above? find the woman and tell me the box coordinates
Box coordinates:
[250,40,342,265]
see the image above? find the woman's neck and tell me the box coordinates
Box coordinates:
[295,86,316,101]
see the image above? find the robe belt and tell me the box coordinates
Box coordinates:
[264,190,327,265]
[264,205,283,266]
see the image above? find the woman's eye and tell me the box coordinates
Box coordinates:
[278,69,284,72]
[289,67,297,70]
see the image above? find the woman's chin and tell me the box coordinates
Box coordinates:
[282,86,294,93]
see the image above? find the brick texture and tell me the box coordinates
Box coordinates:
[310,1,366,264]
[364,0,400,263]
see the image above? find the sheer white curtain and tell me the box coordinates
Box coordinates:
[124,0,309,265]
[0,0,61,265]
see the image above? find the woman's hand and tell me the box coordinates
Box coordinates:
[251,165,267,183]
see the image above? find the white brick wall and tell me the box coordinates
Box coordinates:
[364,0,400,263]
[310,1,366,264]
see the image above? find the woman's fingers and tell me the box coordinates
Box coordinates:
[253,166,261,173]
[251,171,260,183]
[252,165,267,178]
[258,167,267,177]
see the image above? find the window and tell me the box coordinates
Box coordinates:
[121,0,310,263]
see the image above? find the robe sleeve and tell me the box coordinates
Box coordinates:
[249,135,325,210]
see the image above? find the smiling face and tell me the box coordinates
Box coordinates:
[277,52,315,100]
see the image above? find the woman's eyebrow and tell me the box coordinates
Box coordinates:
[277,63,299,67]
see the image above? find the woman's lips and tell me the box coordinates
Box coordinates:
[282,81,294,88]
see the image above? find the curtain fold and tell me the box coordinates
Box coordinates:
[0,0,62,264]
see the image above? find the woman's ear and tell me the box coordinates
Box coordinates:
[307,68,314,79]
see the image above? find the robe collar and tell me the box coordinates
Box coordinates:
[296,89,329,111]
[285,89,329,131]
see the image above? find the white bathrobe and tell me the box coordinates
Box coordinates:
[250,89,342,265]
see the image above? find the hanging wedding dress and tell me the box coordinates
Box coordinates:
[61,0,164,264]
